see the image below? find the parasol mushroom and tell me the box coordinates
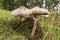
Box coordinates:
[29,6,49,40]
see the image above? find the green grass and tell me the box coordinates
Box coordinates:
[0,9,60,40]
[0,9,27,40]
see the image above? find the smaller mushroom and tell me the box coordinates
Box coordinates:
[29,6,49,39]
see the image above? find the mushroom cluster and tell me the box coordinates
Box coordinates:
[11,6,49,40]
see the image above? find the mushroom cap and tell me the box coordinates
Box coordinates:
[30,6,49,15]
[11,6,31,18]
[11,6,49,18]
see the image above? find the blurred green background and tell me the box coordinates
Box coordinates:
[0,0,60,40]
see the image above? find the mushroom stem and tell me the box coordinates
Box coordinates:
[31,19,37,38]
[30,16,40,40]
